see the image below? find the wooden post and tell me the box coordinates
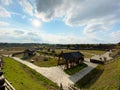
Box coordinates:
[66,60,68,69]
[60,83,63,90]
[58,56,60,65]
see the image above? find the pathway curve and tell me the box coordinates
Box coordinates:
[11,57,97,89]
[5,51,112,89]
[69,58,98,83]
[12,57,73,88]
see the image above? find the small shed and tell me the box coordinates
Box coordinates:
[90,55,105,64]
[58,52,84,69]
[12,48,37,57]
[24,49,36,56]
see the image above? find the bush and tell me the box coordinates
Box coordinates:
[43,57,48,61]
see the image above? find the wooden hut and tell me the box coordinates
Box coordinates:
[58,52,84,69]
[24,49,36,56]
[12,49,36,57]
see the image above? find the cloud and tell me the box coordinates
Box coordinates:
[0,21,9,26]
[83,23,109,34]
[0,26,88,44]
[0,27,26,36]
[35,0,120,23]
[65,0,120,25]
[27,32,38,36]
[35,0,120,34]
[35,0,64,21]
[38,31,99,44]
[22,15,26,19]
[0,27,41,43]
[19,0,33,16]
[0,6,11,17]
[0,26,116,44]
[0,0,120,44]
[14,30,25,35]
[0,27,26,43]
[0,0,12,6]
[110,31,120,43]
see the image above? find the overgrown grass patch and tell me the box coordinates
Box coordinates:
[15,53,58,67]
[2,57,59,90]
[64,63,88,75]
[33,57,58,67]
[80,50,105,55]
[83,53,93,58]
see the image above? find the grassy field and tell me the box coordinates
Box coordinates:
[6,49,105,68]
[13,51,58,67]
[2,57,59,90]
[75,57,120,90]
[82,53,93,58]
[15,49,105,67]
[37,49,105,59]
[0,47,27,55]
[64,63,88,75]
[80,50,105,55]
[33,56,58,67]
[110,49,120,58]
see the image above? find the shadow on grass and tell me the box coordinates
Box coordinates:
[64,63,88,75]
[75,65,104,89]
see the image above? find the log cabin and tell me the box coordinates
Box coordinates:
[58,52,84,69]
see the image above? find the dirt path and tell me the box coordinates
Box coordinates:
[4,51,112,90]
[10,56,97,89]
[69,58,98,83]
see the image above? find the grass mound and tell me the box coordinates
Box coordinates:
[75,57,120,90]
[2,57,59,90]
[111,49,120,58]
[33,56,58,67]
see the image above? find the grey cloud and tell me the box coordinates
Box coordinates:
[110,31,120,43]
[27,32,38,36]
[35,0,63,21]
[35,0,120,34]
[84,23,109,33]
[65,0,120,26]
[0,0,12,6]
[36,0,62,12]
[14,30,24,35]
[19,0,33,16]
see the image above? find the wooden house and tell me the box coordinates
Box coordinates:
[24,49,36,56]
[58,52,84,69]
[12,49,36,57]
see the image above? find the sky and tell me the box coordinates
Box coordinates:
[0,0,120,44]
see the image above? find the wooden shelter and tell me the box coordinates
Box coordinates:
[58,52,84,69]
[23,49,36,56]
[12,49,36,57]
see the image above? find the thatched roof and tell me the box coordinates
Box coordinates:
[59,52,84,60]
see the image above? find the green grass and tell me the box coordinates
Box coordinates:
[83,53,93,58]
[37,50,57,57]
[3,57,59,90]
[110,49,120,58]
[55,49,105,55]
[80,50,105,55]
[55,49,105,58]
[64,63,88,75]
[15,49,105,67]
[15,53,58,67]
[34,49,105,67]
[75,57,120,90]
